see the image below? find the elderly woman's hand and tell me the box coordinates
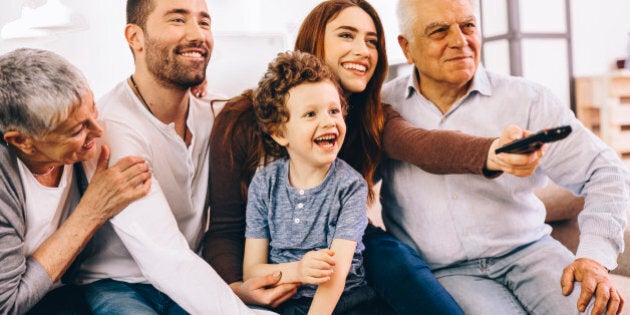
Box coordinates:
[78,144,151,222]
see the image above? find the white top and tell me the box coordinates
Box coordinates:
[76,81,273,315]
[18,162,77,256]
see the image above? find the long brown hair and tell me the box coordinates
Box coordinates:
[218,0,387,200]
[214,91,265,198]
[294,0,387,200]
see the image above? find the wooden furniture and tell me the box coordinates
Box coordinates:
[575,71,630,166]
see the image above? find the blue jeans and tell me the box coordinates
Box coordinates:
[276,284,391,315]
[27,285,91,315]
[433,235,596,314]
[363,227,464,315]
[84,279,189,315]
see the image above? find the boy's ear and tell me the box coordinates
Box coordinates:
[4,131,35,154]
[270,131,289,147]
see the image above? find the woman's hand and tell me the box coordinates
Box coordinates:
[78,144,151,222]
[487,125,545,177]
[230,273,298,308]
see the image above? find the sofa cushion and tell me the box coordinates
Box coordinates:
[535,181,584,222]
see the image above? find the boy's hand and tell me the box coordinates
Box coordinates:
[297,249,335,284]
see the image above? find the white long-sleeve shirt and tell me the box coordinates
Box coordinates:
[76,81,273,315]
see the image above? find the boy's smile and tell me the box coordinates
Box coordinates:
[272,79,346,173]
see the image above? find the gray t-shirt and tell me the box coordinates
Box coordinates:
[246,157,368,298]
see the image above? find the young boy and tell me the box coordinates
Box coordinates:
[243,51,376,314]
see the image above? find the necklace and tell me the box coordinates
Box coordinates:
[32,165,57,178]
[129,74,154,115]
[129,75,189,142]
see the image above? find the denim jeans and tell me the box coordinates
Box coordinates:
[363,226,464,315]
[433,235,596,315]
[84,279,189,315]
[27,285,91,315]
[275,284,391,315]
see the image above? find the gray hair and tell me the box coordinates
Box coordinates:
[0,48,90,138]
[397,0,477,39]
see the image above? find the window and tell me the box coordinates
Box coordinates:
[479,0,575,111]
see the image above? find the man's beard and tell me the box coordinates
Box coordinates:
[144,35,210,89]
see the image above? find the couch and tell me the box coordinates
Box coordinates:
[536,181,630,304]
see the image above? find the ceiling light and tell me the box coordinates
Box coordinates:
[1,0,88,40]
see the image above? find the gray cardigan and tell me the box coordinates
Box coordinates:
[0,143,87,315]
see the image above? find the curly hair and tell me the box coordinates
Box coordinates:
[295,0,387,200]
[253,50,346,159]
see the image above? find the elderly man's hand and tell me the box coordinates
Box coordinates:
[561,258,624,315]
[486,125,544,177]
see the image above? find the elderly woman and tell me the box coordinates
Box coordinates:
[0,48,152,314]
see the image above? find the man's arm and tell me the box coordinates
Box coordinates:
[556,148,628,315]
[532,88,629,314]
[100,121,259,315]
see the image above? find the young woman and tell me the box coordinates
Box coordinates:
[203,0,541,313]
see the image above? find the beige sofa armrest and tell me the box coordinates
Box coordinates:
[537,182,630,277]
[535,182,584,222]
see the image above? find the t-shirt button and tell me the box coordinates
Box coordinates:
[297,203,304,209]
[299,190,305,195]
[294,218,301,224]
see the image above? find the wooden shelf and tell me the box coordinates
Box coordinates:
[575,72,630,164]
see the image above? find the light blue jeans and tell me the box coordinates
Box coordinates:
[84,279,189,315]
[433,235,596,315]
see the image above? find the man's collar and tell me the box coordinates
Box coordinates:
[470,65,492,97]
[404,68,419,99]
[405,65,493,99]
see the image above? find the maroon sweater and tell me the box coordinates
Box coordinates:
[203,98,493,284]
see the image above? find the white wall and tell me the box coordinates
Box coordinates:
[0,0,629,99]
[571,0,630,75]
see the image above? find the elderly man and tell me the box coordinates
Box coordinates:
[370,0,630,314]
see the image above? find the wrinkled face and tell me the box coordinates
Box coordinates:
[273,80,347,170]
[323,6,379,94]
[143,0,213,88]
[29,93,103,165]
[399,0,480,90]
